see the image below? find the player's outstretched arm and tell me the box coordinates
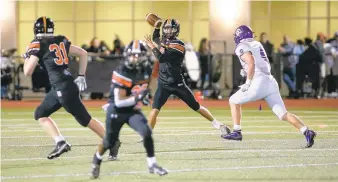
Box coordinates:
[69,45,88,75]
[152,28,161,47]
[22,55,39,76]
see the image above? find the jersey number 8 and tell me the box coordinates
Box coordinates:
[49,42,69,65]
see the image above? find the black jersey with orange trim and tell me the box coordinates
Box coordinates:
[27,35,72,85]
[108,63,152,112]
[152,29,185,85]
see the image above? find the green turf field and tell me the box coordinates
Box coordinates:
[1,107,338,181]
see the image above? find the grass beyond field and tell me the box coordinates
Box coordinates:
[1,106,338,181]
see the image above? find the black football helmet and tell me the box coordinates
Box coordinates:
[124,40,147,69]
[34,16,54,37]
[162,19,180,40]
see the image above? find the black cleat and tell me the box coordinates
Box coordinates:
[91,153,102,179]
[304,129,316,148]
[108,140,121,161]
[149,163,168,176]
[47,141,71,159]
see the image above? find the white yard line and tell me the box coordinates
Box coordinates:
[3,110,338,115]
[1,162,338,180]
[2,148,338,162]
[1,124,337,129]
[2,139,338,147]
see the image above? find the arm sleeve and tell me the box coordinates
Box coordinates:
[113,88,136,108]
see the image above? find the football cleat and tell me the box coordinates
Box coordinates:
[304,129,316,148]
[47,141,71,159]
[149,163,168,176]
[108,140,121,161]
[220,125,231,135]
[221,130,243,141]
[91,153,102,179]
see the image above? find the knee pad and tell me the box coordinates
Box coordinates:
[273,108,288,120]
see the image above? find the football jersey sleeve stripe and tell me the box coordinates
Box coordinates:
[169,43,185,53]
[28,42,40,49]
[112,71,132,88]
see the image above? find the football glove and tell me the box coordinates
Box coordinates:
[135,89,150,102]
[240,69,247,77]
[74,75,87,91]
[142,94,151,106]
[239,79,252,92]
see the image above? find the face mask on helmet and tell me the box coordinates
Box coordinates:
[163,25,177,39]
[125,53,141,69]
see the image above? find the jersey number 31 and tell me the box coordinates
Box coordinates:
[49,42,69,65]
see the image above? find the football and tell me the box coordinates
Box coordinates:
[145,13,162,28]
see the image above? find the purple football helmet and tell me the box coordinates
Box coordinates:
[234,25,254,45]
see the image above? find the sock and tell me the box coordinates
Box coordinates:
[147,157,157,167]
[300,126,308,134]
[233,124,241,131]
[53,135,65,144]
[96,151,103,160]
[211,119,223,129]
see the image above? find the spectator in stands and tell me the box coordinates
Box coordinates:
[111,35,124,56]
[88,37,110,56]
[325,32,338,97]
[314,33,327,98]
[293,39,305,64]
[260,32,274,63]
[279,35,297,98]
[297,37,323,98]
[198,38,211,91]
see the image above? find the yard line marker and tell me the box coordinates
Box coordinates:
[1,162,338,180]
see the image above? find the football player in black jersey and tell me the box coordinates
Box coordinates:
[144,19,231,134]
[91,40,167,178]
[22,16,116,160]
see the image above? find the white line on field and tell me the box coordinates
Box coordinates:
[2,124,337,129]
[2,148,338,162]
[2,138,338,147]
[1,162,338,180]
[3,110,338,115]
[1,128,338,135]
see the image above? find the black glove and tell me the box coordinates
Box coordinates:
[142,94,151,106]
[135,89,150,102]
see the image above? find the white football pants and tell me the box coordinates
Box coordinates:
[229,73,287,120]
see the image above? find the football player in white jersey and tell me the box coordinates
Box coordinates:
[221,25,316,148]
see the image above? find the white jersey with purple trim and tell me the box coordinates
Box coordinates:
[235,40,271,75]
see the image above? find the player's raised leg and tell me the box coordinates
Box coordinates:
[34,90,71,159]
[174,84,230,134]
[128,113,167,176]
